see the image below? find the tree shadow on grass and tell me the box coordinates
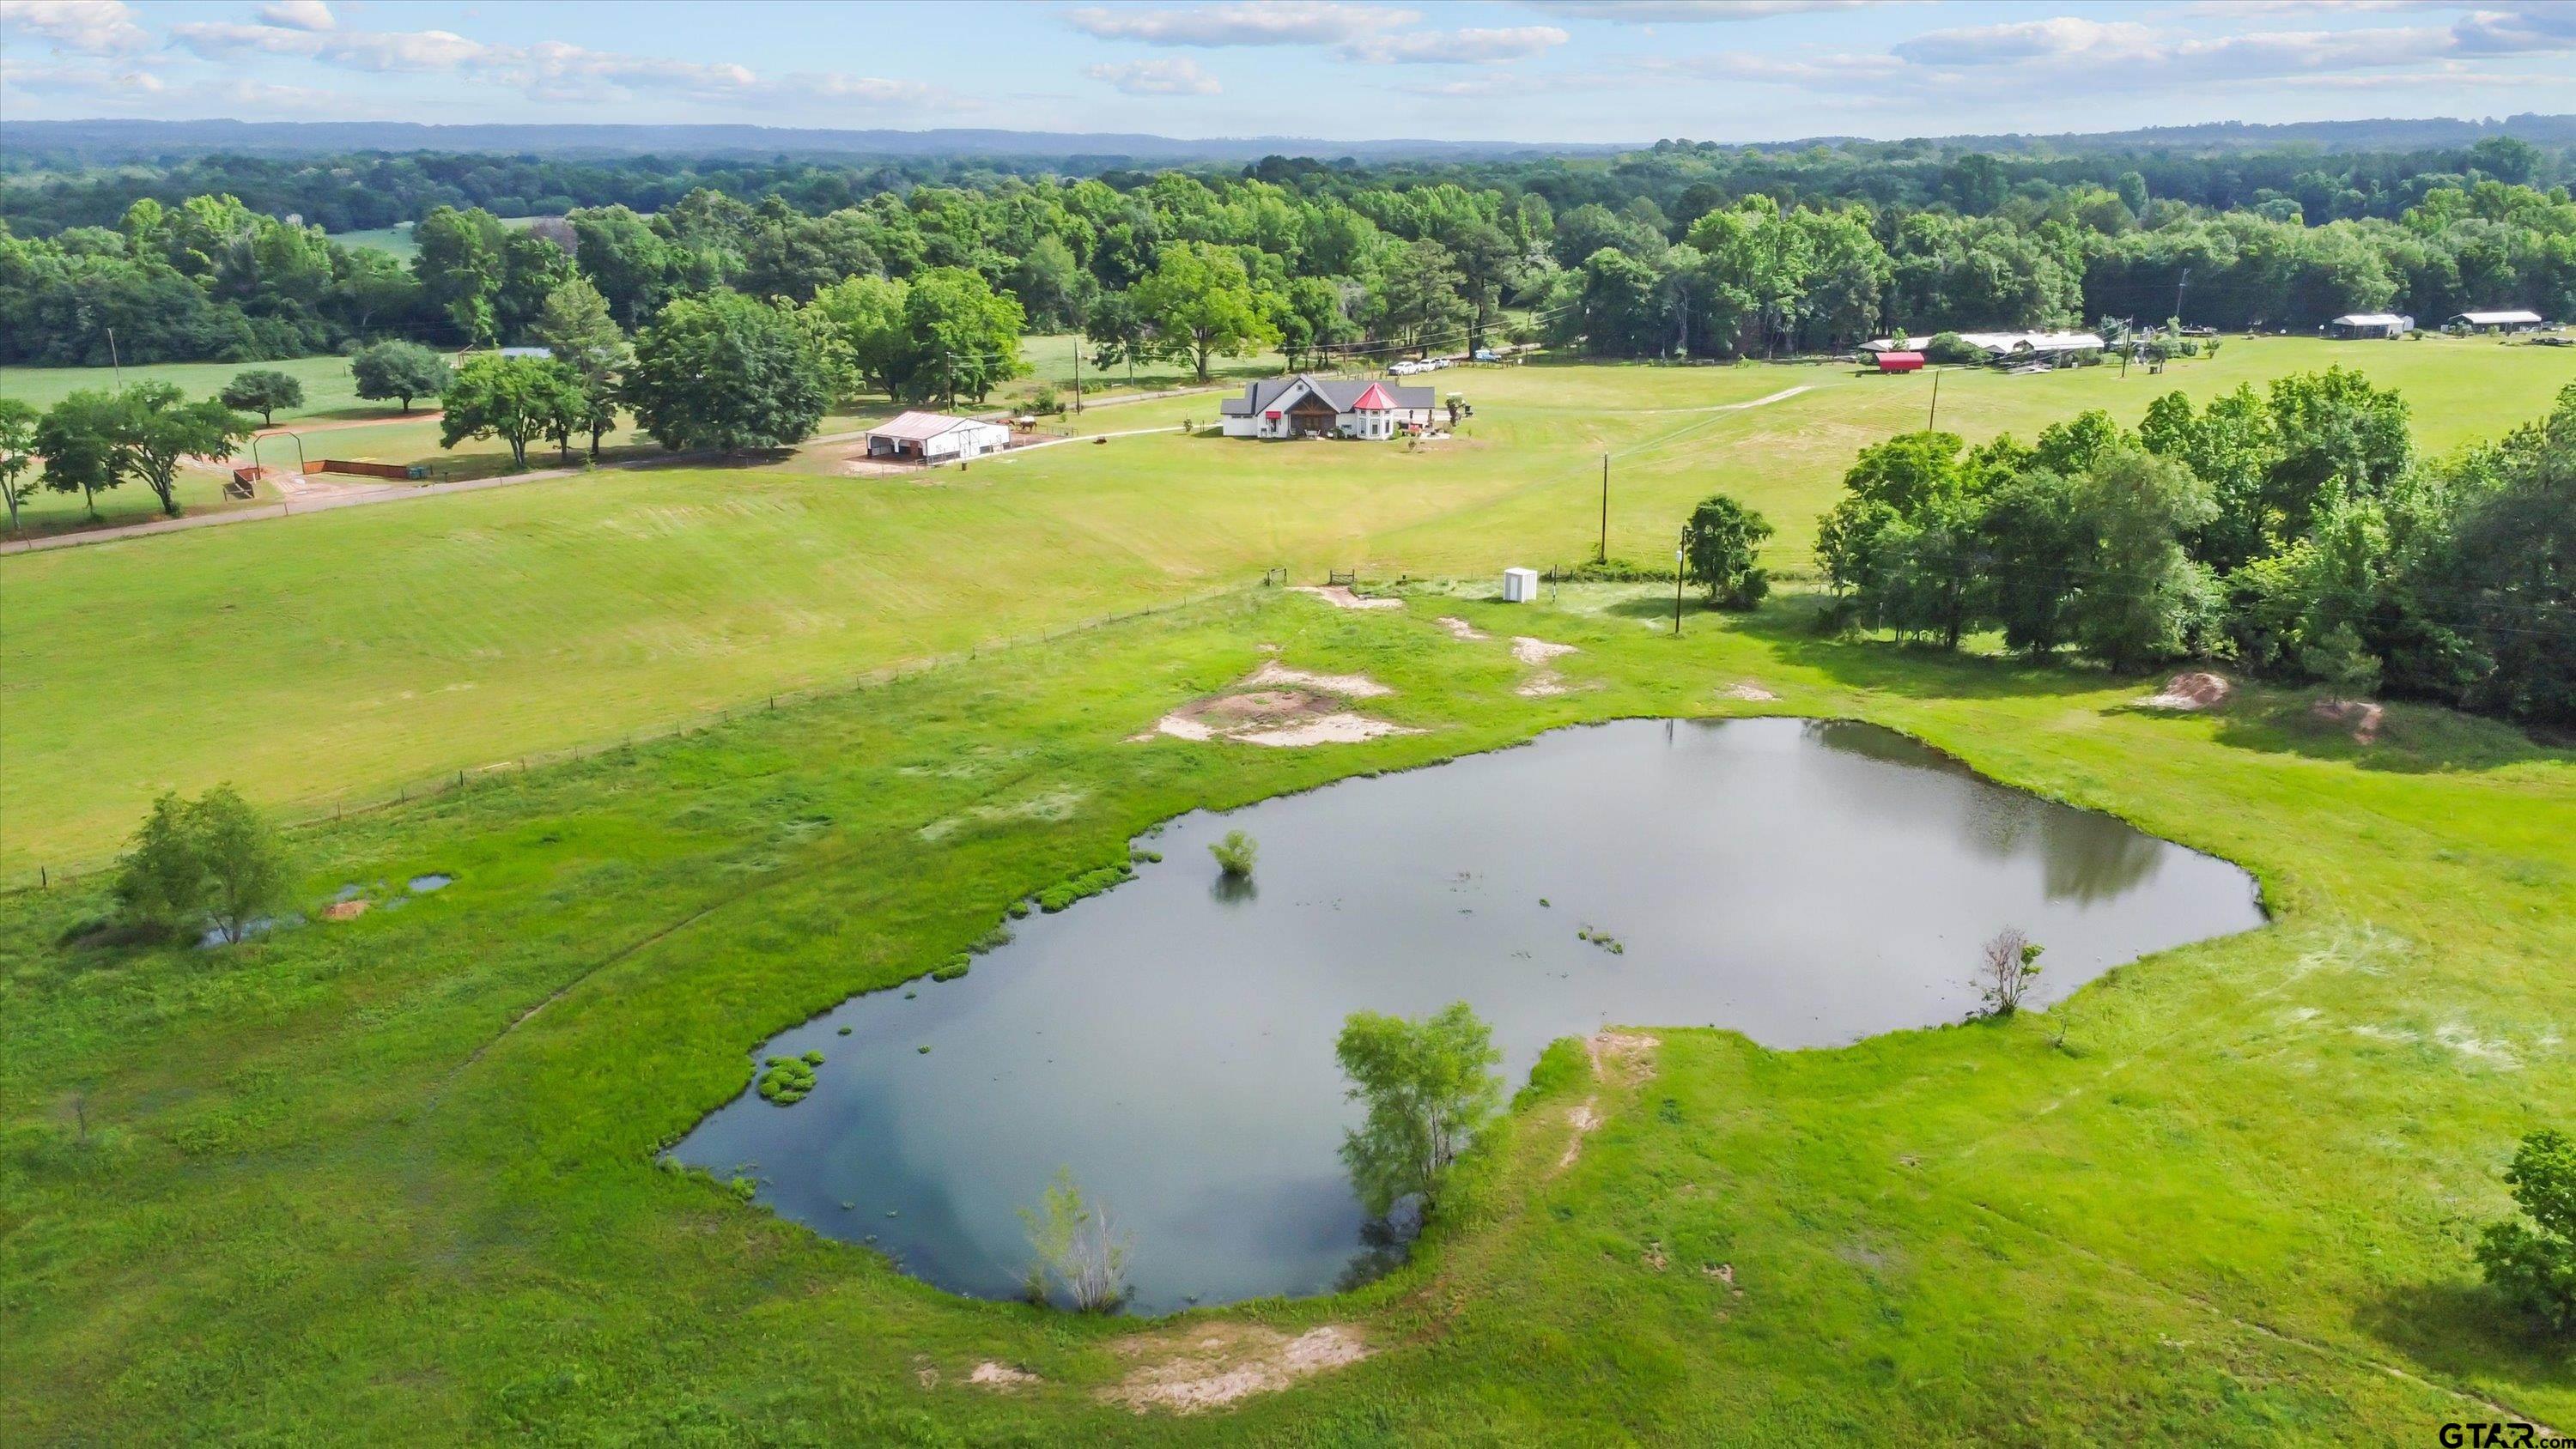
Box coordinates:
[2169,688,2567,776]
[2353,1278,2576,1406]
[1724,603,2136,705]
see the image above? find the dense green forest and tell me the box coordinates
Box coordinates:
[3,135,2571,368]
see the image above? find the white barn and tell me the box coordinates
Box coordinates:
[1218,374,1437,440]
[865,410,1013,462]
[2330,312,2412,339]
[2450,309,2547,333]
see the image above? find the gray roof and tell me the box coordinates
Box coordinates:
[1219,373,1437,415]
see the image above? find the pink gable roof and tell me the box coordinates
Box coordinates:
[1351,383,1396,411]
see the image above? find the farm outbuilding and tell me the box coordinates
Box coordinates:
[865,411,1013,462]
[2450,310,2547,333]
[1873,350,1925,373]
[2329,312,2412,339]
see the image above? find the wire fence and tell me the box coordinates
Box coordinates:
[8,575,1277,899]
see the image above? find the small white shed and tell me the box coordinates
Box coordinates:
[866,410,1013,462]
[1503,567,1540,603]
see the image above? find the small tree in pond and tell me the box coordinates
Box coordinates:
[114,785,291,944]
[2479,1130,2576,1333]
[1976,927,2044,1016]
[218,369,303,426]
[1019,1168,1130,1312]
[1335,1002,1504,1217]
[350,340,453,414]
[1209,829,1258,878]
[1684,493,1775,609]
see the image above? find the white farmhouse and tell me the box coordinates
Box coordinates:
[1218,374,1438,440]
[865,410,1014,462]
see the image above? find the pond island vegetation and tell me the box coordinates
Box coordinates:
[7,123,2576,1441]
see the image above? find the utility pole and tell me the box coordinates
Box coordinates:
[1673,531,1688,637]
[1926,367,1941,433]
[106,326,124,391]
[1072,345,1083,414]
[1598,453,1610,564]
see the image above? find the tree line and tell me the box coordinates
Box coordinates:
[1814,367,2576,728]
[3,136,2572,371]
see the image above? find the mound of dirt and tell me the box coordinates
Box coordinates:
[1289,585,1402,611]
[1107,1324,1370,1415]
[1143,666,1414,748]
[969,1361,1041,1391]
[2140,671,2233,710]
[320,900,369,922]
[2313,697,2385,743]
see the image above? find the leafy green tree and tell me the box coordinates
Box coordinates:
[1082,289,1152,384]
[805,273,908,397]
[1334,1002,1504,1218]
[439,354,586,470]
[625,290,829,452]
[0,397,37,534]
[2303,621,2382,704]
[114,785,290,945]
[2480,1129,2576,1332]
[218,368,303,426]
[1976,467,2084,658]
[537,276,629,458]
[33,390,126,518]
[414,205,506,346]
[1367,238,1467,360]
[885,267,1026,405]
[1018,1168,1129,1313]
[1684,493,1775,608]
[349,340,452,415]
[2068,451,2218,672]
[1132,242,1279,382]
[1273,275,1358,372]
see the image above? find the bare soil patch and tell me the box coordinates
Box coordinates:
[320,900,368,922]
[1585,1030,1662,1086]
[1511,636,1580,698]
[1289,585,1402,611]
[1556,1095,1602,1173]
[2140,671,2233,711]
[1436,615,1490,641]
[1716,681,1779,702]
[1105,1324,1370,1415]
[969,1361,1041,1391]
[1140,664,1413,748]
[2312,697,2385,743]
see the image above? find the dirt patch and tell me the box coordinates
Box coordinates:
[2312,697,2385,743]
[1510,636,1580,698]
[1716,681,1778,702]
[1238,712,1417,747]
[1106,1324,1370,1415]
[320,900,369,922]
[969,1361,1041,1391]
[1436,615,1490,641]
[1142,664,1412,749]
[1584,1031,1661,1086]
[1556,1096,1602,1173]
[1246,661,1393,698]
[1289,585,1402,611]
[1643,1240,1669,1272]
[2140,671,2233,711]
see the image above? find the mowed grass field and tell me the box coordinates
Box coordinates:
[6,336,2575,878]
[3,582,2573,1440]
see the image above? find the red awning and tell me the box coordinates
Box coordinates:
[1350,383,1394,410]
[1874,351,1925,372]
[1265,409,1281,419]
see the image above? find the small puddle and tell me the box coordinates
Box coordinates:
[672,718,2263,1313]
[406,873,453,894]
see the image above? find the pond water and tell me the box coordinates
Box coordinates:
[671,718,2263,1314]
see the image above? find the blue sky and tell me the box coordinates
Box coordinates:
[5,1,2576,144]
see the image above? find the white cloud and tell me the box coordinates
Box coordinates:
[1084,57,1222,94]
[0,55,162,94]
[1065,2,1417,45]
[1527,1,1901,20]
[1348,25,1569,64]
[256,0,337,31]
[0,0,151,56]
[1892,17,2158,67]
[170,20,487,72]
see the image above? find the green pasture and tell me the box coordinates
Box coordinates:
[2,581,2572,1441]
[6,336,2576,876]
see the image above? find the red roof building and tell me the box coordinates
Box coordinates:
[1874,351,1925,373]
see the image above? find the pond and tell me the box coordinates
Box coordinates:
[671,718,2263,1314]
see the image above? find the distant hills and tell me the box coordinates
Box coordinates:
[8,114,2576,167]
